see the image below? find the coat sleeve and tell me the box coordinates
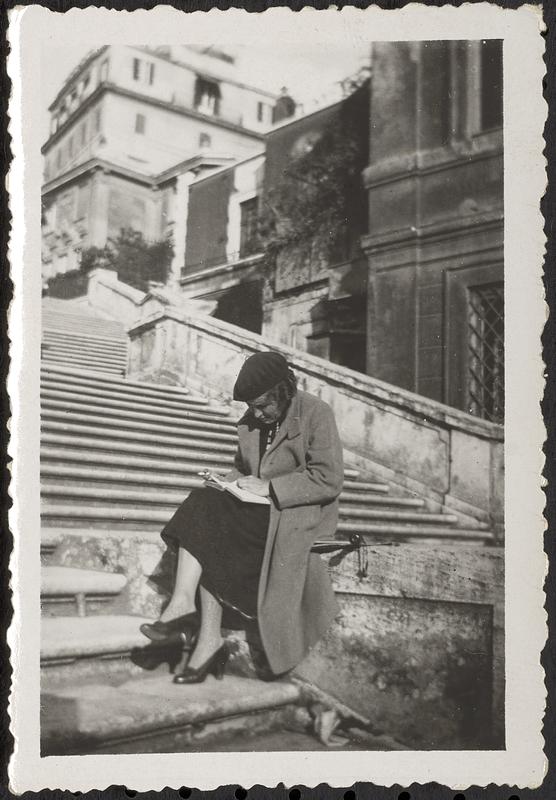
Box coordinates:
[270,402,344,509]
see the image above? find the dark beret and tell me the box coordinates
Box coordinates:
[233,351,290,402]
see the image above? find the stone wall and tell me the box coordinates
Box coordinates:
[127,307,503,530]
[49,529,504,750]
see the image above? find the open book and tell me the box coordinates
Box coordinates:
[198,471,271,505]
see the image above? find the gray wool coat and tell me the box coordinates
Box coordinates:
[226,390,344,675]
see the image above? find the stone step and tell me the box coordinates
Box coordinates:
[340,491,424,508]
[342,479,389,494]
[41,446,237,477]
[41,614,149,664]
[41,385,231,420]
[41,670,304,755]
[40,432,237,464]
[40,466,412,510]
[336,519,493,541]
[43,312,126,331]
[43,319,126,337]
[42,335,127,352]
[41,420,239,454]
[41,448,361,489]
[41,363,197,399]
[41,408,238,444]
[41,396,236,431]
[41,502,474,539]
[41,365,209,406]
[42,358,124,375]
[40,485,440,526]
[42,565,127,598]
[40,504,174,529]
[43,310,124,324]
[339,506,457,525]
[41,346,127,365]
[41,465,206,493]
[43,333,128,352]
[41,376,214,412]
[42,353,127,372]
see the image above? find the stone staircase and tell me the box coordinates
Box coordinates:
[40,298,495,755]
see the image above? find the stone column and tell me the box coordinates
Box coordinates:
[167,171,195,290]
[88,167,110,248]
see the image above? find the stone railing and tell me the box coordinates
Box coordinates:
[87,268,145,327]
[86,268,217,327]
[127,306,504,532]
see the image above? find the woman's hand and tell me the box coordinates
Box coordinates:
[237,476,270,496]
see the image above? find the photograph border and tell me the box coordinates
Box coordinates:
[3,0,552,794]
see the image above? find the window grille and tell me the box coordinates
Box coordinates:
[467,282,504,423]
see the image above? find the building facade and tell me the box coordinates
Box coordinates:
[41,45,285,282]
[363,40,504,421]
[177,41,503,422]
[180,81,370,371]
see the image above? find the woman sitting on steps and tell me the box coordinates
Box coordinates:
[140,351,344,684]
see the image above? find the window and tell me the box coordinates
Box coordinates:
[194,77,220,116]
[68,135,74,158]
[239,197,260,258]
[199,132,211,149]
[467,282,504,422]
[94,107,102,132]
[80,120,87,145]
[56,149,61,170]
[135,113,146,134]
[257,101,264,122]
[99,59,109,82]
[133,58,155,85]
[479,40,503,132]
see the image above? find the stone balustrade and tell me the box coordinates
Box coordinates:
[127,306,504,532]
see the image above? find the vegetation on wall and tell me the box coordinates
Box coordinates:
[46,269,89,299]
[80,228,174,292]
[46,228,174,297]
[258,81,369,270]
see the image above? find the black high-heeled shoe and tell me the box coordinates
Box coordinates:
[173,643,230,684]
[140,611,199,646]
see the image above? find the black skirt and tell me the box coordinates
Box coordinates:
[160,486,270,620]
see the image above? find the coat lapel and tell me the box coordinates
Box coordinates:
[260,393,302,469]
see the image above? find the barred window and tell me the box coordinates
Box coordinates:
[467,282,504,423]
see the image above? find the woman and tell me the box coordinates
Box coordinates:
[141,351,344,683]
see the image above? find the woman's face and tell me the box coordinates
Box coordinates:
[247,389,286,425]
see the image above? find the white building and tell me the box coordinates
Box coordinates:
[42,45,286,282]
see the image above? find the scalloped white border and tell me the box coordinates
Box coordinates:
[7,3,548,791]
